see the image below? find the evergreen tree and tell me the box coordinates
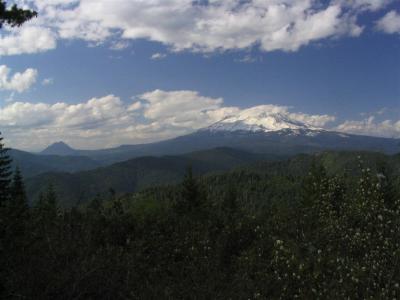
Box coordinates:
[176,166,201,214]
[181,166,198,204]
[0,1,37,28]
[5,167,30,248]
[6,166,29,231]
[0,133,11,300]
[1,167,30,293]
[10,166,27,210]
[42,184,58,218]
[34,184,59,230]
[0,133,11,205]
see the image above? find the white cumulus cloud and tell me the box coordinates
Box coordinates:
[2,0,393,56]
[336,116,400,138]
[376,10,400,34]
[139,89,223,120]
[0,65,38,93]
[0,26,57,56]
[0,94,138,149]
[289,112,336,128]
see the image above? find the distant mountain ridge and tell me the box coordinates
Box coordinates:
[37,130,400,165]
[9,149,101,178]
[36,112,400,165]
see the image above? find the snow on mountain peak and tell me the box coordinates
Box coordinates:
[203,105,321,133]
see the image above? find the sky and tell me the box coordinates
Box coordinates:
[0,0,399,150]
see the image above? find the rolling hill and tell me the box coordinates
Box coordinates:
[26,147,279,206]
[25,146,400,207]
[9,149,101,178]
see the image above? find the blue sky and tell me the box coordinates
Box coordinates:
[0,0,399,150]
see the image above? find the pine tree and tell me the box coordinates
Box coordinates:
[34,184,59,229]
[182,166,198,204]
[42,184,58,218]
[0,1,37,28]
[11,166,26,202]
[0,133,11,205]
[0,132,11,299]
[9,166,28,220]
[177,166,200,214]
[4,167,29,261]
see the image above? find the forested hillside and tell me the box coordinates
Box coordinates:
[1,132,399,298]
[26,148,400,207]
[25,147,281,206]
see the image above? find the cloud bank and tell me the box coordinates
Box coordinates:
[336,116,400,138]
[1,89,399,150]
[1,0,394,56]
[1,89,340,150]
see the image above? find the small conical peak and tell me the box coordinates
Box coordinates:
[41,141,76,155]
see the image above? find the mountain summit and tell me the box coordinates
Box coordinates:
[41,141,77,156]
[202,106,320,133]
[34,108,400,163]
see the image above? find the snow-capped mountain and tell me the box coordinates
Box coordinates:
[186,106,400,155]
[37,109,400,165]
[202,106,321,134]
